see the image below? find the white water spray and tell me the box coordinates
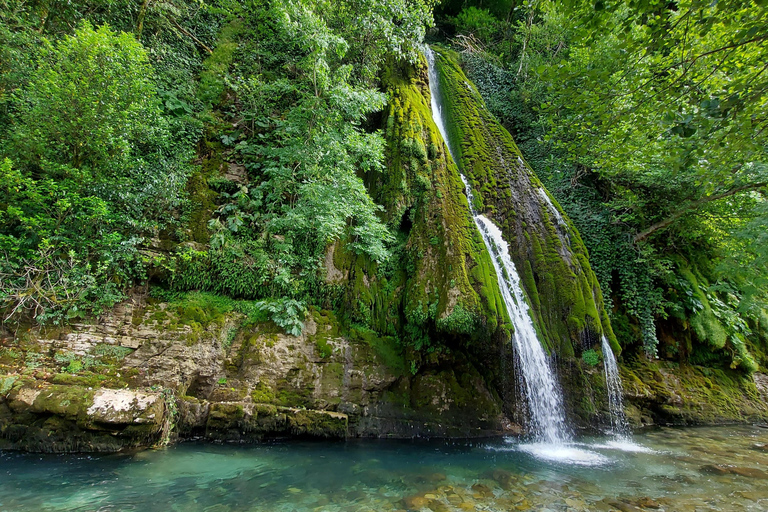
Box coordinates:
[601,336,630,439]
[425,48,569,445]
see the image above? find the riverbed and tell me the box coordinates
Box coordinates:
[1,425,767,511]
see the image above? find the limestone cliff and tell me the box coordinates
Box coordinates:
[0,295,515,452]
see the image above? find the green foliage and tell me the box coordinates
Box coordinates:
[254,298,307,337]
[453,7,502,45]
[0,158,135,323]
[172,0,434,305]
[54,352,97,374]
[0,20,194,325]
[230,1,395,261]
[582,349,600,367]
[449,0,767,365]
[435,304,479,335]
[11,22,161,173]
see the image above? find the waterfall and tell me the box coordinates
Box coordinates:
[425,48,569,445]
[601,336,630,439]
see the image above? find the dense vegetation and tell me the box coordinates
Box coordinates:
[1,0,766,377]
[439,0,767,368]
[0,0,432,328]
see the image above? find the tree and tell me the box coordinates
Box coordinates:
[11,21,164,177]
[541,0,768,243]
[1,21,190,324]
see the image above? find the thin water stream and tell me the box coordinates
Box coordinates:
[425,48,570,448]
[602,335,631,439]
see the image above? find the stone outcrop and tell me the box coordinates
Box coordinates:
[618,360,768,426]
[1,382,166,452]
[0,295,516,452]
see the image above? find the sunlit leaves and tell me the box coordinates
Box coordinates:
[1,21,191,324]
[12,22,163,174]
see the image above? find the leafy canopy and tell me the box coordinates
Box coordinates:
[12,22,163,175]
[1,21,190,324]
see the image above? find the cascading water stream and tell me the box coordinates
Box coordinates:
[425,48,569,446]
[601,336,630,439]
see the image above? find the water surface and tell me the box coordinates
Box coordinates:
[2,426,768,511]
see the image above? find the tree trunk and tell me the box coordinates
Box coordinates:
[136,0,151,37]
[167,16,213,54]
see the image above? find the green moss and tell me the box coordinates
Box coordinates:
[431,46,614,358]
[197,19,244,107]
[206,402,246,432]
[339,55,509,354]
[348,325,406,376]
[30,385,96,421]
[315,337,332,359]
[287,409,347,438]
[172,292,234,328]
[435,303,479,335]
[621,358,768,424]
[0,375,18,395]
[250,381,276,404]
[186,144,220,243]
[275,379,314,408]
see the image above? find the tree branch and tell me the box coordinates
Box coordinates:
[634,181,768,242]
[167,16,212,54]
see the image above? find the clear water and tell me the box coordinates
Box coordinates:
[425,48,569,446]
[2,426,768,511]
[602,335,631,439]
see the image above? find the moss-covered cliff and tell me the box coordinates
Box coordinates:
[3,5,767,453]
[431,48,617,360]
[335,56,512,362]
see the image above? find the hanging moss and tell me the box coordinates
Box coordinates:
[431,47,617,358]
[335,56,510,358]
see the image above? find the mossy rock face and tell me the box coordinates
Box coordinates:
[620,360,768,426]
[0,383,168,452]
[431,48,616,359]
[203,401,348,441]
[334,56,508,353]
